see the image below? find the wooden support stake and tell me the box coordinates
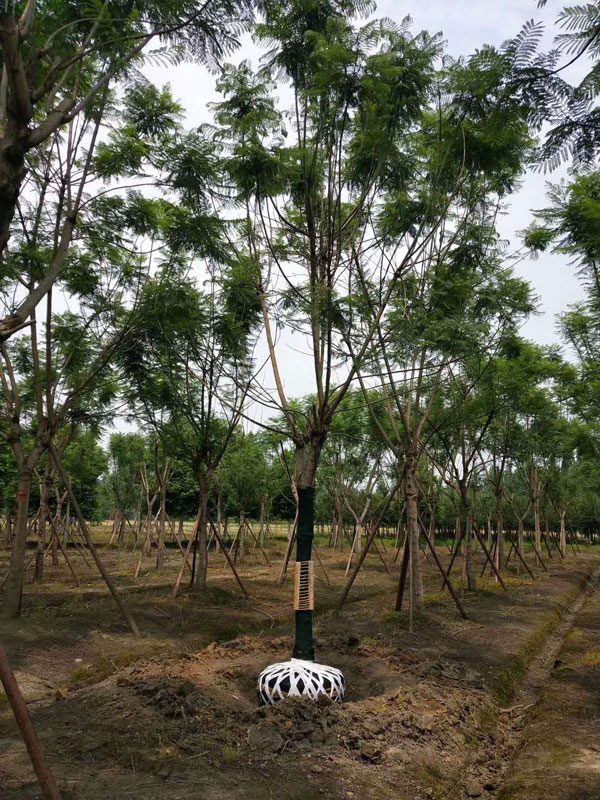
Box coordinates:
[420,527,468,620]
[472,526,506,591]
[0,643,61,799]
[209,518,250,600]
[49,445,140,637]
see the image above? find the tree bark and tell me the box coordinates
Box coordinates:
[495,492,505,573]
[156,486,167,570]
[559,509,567,558]
[2,470,32,617]
[192,472,211,592]
[33,466,51,583]
[404,458,423,611]
[463,496,476,591]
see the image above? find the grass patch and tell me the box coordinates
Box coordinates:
[581,646,600,665]
[69,651,139,688]
[223,746,241,764]
[492,567,595,706]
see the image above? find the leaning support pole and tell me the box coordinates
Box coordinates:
[441,529,465,589]
[0,643,61,799]
[506,534,536,580]
[420,527,468,620]
[209,518,251,601]
[49,445,140,637]
[472,526,507,591]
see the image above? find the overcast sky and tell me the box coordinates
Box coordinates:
[142,1,586,425]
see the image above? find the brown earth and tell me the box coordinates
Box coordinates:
[0,534,599,799]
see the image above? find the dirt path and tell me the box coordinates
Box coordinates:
[460,561,600,799]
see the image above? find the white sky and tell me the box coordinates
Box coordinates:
[141,1,587,425]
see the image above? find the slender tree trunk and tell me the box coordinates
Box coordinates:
[404,458,423,611]
[454,510,461,553]
[559,509,567,558]
[156,486,167,570]
[494,492,505,573]
[238,509,245,563]
[517,517,525,570]
[52,489,61,566]
[462,492,476,591]
[258,498,265,547]
[118,511,126,545]
[217,491,223,539]
[193,472,211,592]
[33,466,51,583]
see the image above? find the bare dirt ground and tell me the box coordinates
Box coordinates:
[1,534,599,800]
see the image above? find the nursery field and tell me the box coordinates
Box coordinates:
[1,532,599,800]
[3,1,600,799]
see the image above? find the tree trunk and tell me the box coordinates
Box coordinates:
[462,493,476,591]
[118,511,126,545]
[404,459,423,612]
[559,509,567,558]
[293,485,315,660]
[33,466,51,583]
[237,509,245,563]
[156,486,167,570]
[454,510,461,553]
[1,471,32,617]
[258,498,265,547]
[495,492,504,574]
[517,517,525,570]
[192,472,211,592]
[217,491,223,540]
[52,488,62,566]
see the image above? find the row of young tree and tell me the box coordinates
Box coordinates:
[2,0,600,629]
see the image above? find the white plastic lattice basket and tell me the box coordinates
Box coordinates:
[258,658,345,705]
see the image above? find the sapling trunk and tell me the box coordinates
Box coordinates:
[193,472,211,591]
[33,472,50,584]
[404,462,423,611]
[495,493,505,573]
[559,509,567,558]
